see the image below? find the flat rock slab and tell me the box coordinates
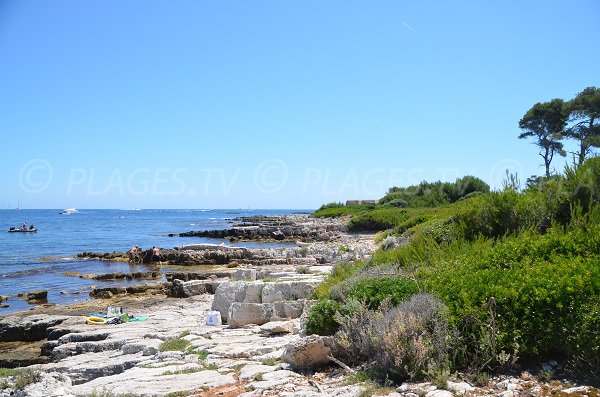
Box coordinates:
[73,367,235,396]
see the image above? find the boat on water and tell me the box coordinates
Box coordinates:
[59,208,78,215]
[8,226,37,233]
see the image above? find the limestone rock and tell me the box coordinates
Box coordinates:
[239,364,278,381]
[233,268,257,281]
[272,300,305,320]
[211,282,264,321]
[425,390,454,397]
[261,281,319,304]
[260,320,294,335]
[228,303,273,327]
[17,289,48,304]
[89,286,126,298]
[281,335,331,369]
[18,371,74,397]
[248,369,302,390]
[170,279,215,297]
[0,314,69,342]
[447,381,474,395]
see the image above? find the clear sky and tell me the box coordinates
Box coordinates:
[1,1,598,209]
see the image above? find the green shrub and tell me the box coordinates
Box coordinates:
[0,369,16,378]
[305,298,344,335]
[159,338,191,352]
[336,294,450,382]
[312,204,371,218]
[416,225,600,358]
[341,276,420,310]
[13,368,41,390]
[349,208,409,231]
[317,202,345,211]
[311,260,367,300]
[380,177,489,208]
[382,199,408,208]
[564,157,600,211]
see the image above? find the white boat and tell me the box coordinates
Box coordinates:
[59,208,78,215]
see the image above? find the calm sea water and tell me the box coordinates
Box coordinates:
[0,209,306,315]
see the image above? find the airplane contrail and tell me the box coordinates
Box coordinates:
[402,21,416,32]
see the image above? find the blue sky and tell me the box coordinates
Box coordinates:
[1,1,598,209]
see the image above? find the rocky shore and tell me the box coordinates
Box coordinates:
[0,215,597,396]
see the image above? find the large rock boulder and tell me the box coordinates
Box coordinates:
[233,268,257,281]
[259,320,295,335]
[272,300,305,320]
[211,282,264,321]
[261,281,319,304]
[89,286,127,298]
[0,314,69,342]
[228,303,273,327]
[17,289,48,304]
[170,279,214,297]
[281,335,332,369]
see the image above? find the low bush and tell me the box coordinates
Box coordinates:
[379,176,489,208]
[336,275,420,310]
[336,294,450,382]
[317,202,345,211]
[159,338,191,352]
[0,369,16,378]
[382,199,408,208]
[415,225,600,359]
[311,260,367,300]
[13,368,41,390]
[312,205,369,218]
[381,235,398,250]
[348,208,409,231]
[305,298,345,336]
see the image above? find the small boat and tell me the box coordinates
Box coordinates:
[8,227,37,233]
[59,208,78,215]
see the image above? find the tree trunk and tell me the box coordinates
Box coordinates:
[578,140,587,168]
[544,147,551,178]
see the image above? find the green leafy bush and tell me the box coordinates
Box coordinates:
[382,199,408,208]
[414,225,600,358]
[341,276,420,310]
[348,208,409,231]
[311,260,367,300]
[380,177,489,208]
[317,202,345,211]
[305,299,345,335]
[312,205,370,218]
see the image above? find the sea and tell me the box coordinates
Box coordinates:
[0,209,308,315]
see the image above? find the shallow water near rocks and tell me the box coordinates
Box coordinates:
[0,209,306,315]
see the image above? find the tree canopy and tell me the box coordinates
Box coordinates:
[518,98,568,177]
[565,86,600,166]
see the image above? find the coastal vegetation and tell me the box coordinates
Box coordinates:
[307,96,600,384]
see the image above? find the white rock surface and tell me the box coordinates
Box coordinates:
[425,390,454,397]
[260,320,295,334]
[261,281,320,303]
[211,281,264,320]
[281,335,331,369]
[228,302,273,327]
